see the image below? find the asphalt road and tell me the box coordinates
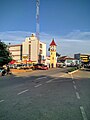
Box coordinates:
[0,68,90,120]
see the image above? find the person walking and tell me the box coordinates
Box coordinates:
[7,65,10,74]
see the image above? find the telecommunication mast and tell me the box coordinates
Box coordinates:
[36,0,40,40]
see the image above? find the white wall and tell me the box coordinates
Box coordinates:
[31,39,39,62]
[22,38,29,57]
[39,41,46,60]
[9,45,21,61]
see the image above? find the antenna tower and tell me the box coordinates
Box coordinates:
[36,0,40,40]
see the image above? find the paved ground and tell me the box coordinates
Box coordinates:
[0,68,90,120]
[10,68,33,73]
[10,67,68,77]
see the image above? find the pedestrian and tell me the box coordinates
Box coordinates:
[7,65,10,74]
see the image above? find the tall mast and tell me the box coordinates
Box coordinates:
[36,0,40,40]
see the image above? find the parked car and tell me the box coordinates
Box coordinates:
[9,64,17,69]
[27,64,34,69]
[0,67,6,76]
[16,64,23,69]
[57,62,65,68]
[33,63,48,70]
[84,64,90,69]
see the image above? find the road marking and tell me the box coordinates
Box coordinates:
[0,100,4,103]
[46,79,53,83]
[73,85,77,90]
[76,92,80,99]
[36,77,47,80]
[46,77,62,84]
[68,69,79,74]
[34,84,42,88]
[73,81,75,84]
[80,106,88,120]
[17,89,29,95]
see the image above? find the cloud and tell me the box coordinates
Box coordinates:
[58,39,90,57]
[63,30,90,40]
[0,31,32,44]
[0,30,90,57]
[40,31,90,56]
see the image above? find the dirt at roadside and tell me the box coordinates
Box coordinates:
[10,69,32,73]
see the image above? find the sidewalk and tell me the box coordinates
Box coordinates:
[10,69,33,74]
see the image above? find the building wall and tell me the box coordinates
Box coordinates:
[9,45,22,61]
[8,34,46,63]
[74,53,90,63]
[22,38,30,60]
[50,51,56,68]
[50,45,57,68]
[31,37,39,62]
[39,41,46,60]
[45,56,50,67]
[65,59,79,66]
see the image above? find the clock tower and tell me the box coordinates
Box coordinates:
[50,39,57,68]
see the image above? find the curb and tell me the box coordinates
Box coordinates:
[68,69,79,74]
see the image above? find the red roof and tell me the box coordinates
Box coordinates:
[50,39,57,46]
[59,56,68,60]
[59,56,76,61]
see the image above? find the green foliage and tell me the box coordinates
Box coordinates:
[68,67,78,72]
[56,52,61,57]
[0,41,12,66]
[48,47,50,51]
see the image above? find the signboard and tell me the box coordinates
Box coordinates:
[23,56,28,59]
[80,55,89,63]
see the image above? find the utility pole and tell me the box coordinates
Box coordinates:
[36,0,40,40]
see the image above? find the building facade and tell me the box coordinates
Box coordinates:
[50,39,57,68]
[74,53,90,63]
[57,56,79,67]
[9,34,46,63]
[9,44,22,61]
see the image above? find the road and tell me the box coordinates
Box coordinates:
[0,68,90,120]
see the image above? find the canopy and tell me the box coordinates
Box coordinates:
[9,60,16,64]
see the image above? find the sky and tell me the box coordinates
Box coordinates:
[0,0,90,57]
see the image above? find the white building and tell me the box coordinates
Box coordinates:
[9,44,22,61]
[64,58,79,66]
[9,34,46,63]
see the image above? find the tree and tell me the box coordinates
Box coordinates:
[56,52,61,57]
[0,41,12,66]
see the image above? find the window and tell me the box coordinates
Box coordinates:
[40,50,42,54]
[40,44,42,48]
[29,45,31,59]
[52,57,54,60]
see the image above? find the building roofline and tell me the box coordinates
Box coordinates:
[8,44,22,47]
[50,39,57,46]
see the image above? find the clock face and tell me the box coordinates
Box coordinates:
[50,46,56,51]
[51,46,54,51]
